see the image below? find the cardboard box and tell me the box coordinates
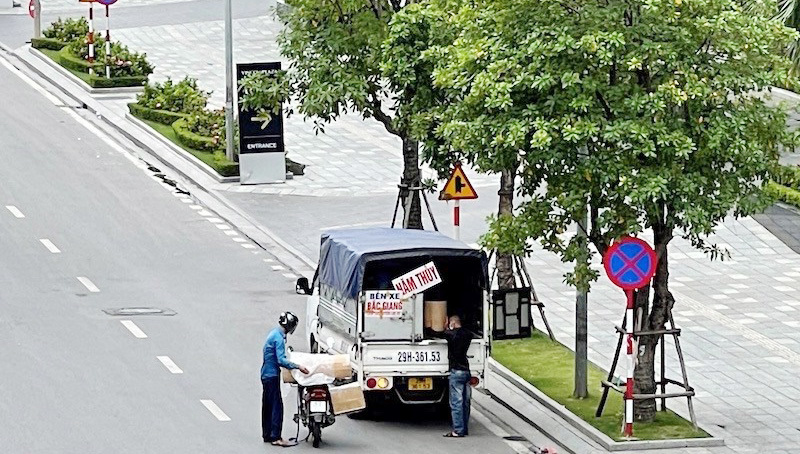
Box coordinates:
[424,300,448,332]
[281,367,296,384]
[329,382,366,415]
[314,354,352,379]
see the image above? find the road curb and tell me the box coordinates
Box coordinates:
[487,358,726,451]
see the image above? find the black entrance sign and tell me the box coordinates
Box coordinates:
[236,62,284,155]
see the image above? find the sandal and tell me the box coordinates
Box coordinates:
[443,432,464,438]
[271,439,293,447]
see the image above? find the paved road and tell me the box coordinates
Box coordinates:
[0,63,524,453]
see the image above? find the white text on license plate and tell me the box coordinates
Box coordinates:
[397,351,442,363]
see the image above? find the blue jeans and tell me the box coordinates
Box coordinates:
[448,369,471,436]
[261,377,283,442]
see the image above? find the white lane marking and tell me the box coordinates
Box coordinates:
[241,244,256,249]
[216,224,232,230]
[224,230,238,236]
[120,320,148,339]
[77,276,100,292]
[207,217,224,224]
[39,239,61,253]
[232,237,247,243]
[5,205,24,218]
[271,265,285,271]
[200,400,231,421]
[157,356,184,374]
[189,205,203,210]
[283,273,297,279]
[198,210,213,216]
[180,198,193,204]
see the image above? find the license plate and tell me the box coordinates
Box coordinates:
[408,377,433,391]
[309,400,327,413]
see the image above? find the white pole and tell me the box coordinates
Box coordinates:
[88,4,94,76]
[105,5,110,79]
[453,200,460,240]
[623,289,635,438]
[223,0,235,162]
[33,0,41,38]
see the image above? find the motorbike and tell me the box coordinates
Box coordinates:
[292,383,336,448]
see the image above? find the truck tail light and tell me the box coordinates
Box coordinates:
[366,378,377,389]
[469,376,480,386]
[376,377,390,389]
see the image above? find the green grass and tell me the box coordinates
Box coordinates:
[40,48,92,84]
[492,332,709,441]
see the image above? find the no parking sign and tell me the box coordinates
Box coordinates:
[603,236,657,438]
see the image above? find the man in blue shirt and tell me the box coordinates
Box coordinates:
[262,312,309,446]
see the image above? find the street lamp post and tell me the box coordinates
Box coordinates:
[223,0,236,162]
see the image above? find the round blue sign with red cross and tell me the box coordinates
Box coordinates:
[604,237,657,290]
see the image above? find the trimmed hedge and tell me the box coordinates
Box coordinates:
[766,181,800,208]
[172,118,221,153]
[88,75,147,88]
[57,46,90,73]
[128,103,187,125]
[32,37,66,51]
[56,47,147,88]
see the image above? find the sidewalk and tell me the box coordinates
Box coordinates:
[6,10,800,454]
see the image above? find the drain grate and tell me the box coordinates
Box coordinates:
[103,307,176,316]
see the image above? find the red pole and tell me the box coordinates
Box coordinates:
[453,200,460,240]
[624,289,635,437]
[87,4,94,75]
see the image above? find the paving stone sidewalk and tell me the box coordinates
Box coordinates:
[111,16,496,196]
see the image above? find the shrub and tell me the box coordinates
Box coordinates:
[772,164,800,190]
[136,77,209,115]
[66,37,154,78]
[43,17,88,43]
[128,102,187,125]
[31,37,66,51]
[88,75,148,88]
[765,181,800,208]
[173,115,224,152]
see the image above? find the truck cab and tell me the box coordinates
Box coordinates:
[302,228,490,409]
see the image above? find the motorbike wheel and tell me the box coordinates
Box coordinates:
[310,420,322,448]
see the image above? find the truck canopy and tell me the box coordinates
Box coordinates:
[318,228,488,300]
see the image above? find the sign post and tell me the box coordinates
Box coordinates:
[603,236,657,438]
[439,163,478,240]
[97,0,117,79]
[236,62,287,184]
[78,0,97,75]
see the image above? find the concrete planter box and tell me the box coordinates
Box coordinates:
[126,112,240,184]
[488,358,725,451]
[30,47,144,97]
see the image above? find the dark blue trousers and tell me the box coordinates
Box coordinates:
[261,377,283,442]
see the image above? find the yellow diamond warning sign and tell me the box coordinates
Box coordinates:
[439,163,478,200]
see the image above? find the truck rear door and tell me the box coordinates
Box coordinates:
[360,291,423,341]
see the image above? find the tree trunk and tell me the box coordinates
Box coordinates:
[633,221,674,422]
[496,169,516,290]
[401,137,423,230]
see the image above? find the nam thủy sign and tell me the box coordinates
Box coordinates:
[391,262,442,299]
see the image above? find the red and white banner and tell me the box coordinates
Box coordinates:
[392,261,442,299]
[365,291,404,318]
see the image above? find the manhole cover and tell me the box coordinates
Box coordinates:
[103,307,176,316]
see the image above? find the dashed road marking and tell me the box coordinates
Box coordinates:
[198,210,213,216]
[282,273,297,279]
[200,400,231,421]
[157,356,184,374]
[271,265,285,271]
[40,239,61,254]
[207,218,224,224]
[120,320,148,339]
[216,224,232,230]
[5,205,24,218]
[241,244,256,249]
[189,205,203,210]
[77,276,100,292]
[224,230,238,236]
[232,237,247,243]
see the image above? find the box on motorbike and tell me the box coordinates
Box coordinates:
[329,382,366,415]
